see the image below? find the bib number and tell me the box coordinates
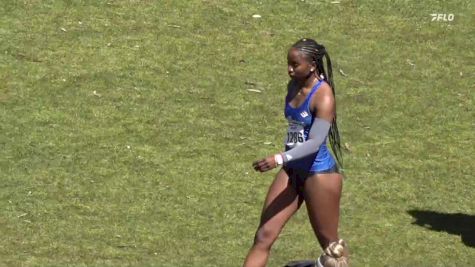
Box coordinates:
[285,122,304,148]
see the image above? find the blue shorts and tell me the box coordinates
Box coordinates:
[285,144,337,173]
[283,163,340,197]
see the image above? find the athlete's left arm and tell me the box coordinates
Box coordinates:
[253,83,334,172]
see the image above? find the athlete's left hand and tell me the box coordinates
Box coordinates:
[253,156,277,172]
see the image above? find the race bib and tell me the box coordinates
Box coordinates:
[285,121,305,149]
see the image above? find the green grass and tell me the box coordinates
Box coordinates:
[1,0,474,266]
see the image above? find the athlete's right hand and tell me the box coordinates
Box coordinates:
[252,156,277,172]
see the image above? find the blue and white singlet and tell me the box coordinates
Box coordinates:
[284,80,337,173]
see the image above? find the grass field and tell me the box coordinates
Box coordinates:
[0,0,474,266]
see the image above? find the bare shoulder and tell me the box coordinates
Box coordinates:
[286,80,296,101]
[287,79,296,93]
[310,81,335,119]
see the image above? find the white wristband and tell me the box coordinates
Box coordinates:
[274,154,284,166]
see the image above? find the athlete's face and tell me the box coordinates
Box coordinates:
[287,48,314,80]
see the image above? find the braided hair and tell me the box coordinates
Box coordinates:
[292,38,343,168]
[318,239,349,267]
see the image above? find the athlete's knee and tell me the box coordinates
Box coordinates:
[316,239,349,267]
[253,225,280,249]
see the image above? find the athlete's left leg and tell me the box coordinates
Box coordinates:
[303,172,349,266]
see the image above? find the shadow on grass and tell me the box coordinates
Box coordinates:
[407,210,475,248]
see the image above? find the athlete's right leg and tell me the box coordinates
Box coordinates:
[243,168,303,267]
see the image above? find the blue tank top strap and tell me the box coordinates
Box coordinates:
[285,79,324,109]
[304,79,323,110]
[307,79,323,101]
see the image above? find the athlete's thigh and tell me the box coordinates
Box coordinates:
[303,172,343,247]
[258,168,302,228]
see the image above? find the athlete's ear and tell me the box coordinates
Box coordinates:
[311,60,317,72]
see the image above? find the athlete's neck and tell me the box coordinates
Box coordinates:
[294,75,319,92]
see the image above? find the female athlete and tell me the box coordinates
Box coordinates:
[243,38,349,267]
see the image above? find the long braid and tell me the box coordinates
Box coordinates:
[292,38,343,168]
